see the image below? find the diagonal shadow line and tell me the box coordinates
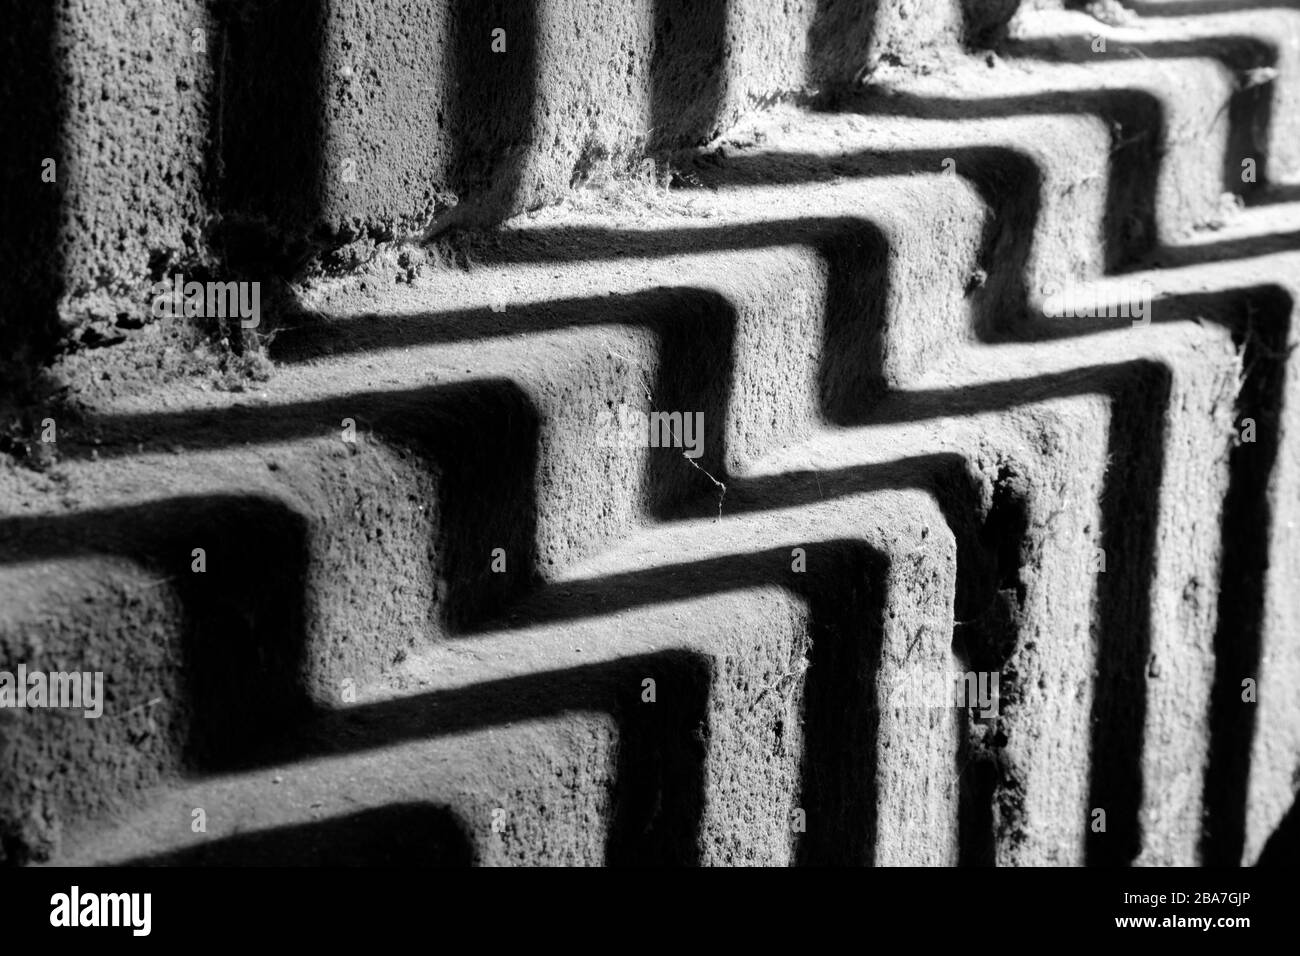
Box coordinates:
[0,416,1018,864]
[223,0,1300,868]
[817,87,1163,276]
[704,143,1291,349]
[813,285,1290,425]
[0,494,313,771]
[734,358,1167,865]
[85,286,742,522]
[815,305,1290,862]
[109,454,1011,867]
[284,286,744,522]
[125,802,478,866]
[778,358,1170,865]
[40,286,1289,602]
[20,273,1292,862]
[1009,287,1290,864]
[1,344,1262,864]
[271,138,1291,420]
[270,84,1287,362]
[242,648,717,866]
[163,536,969,866]
[75,269,1300,851]
[176,442,1023,866]
[274,215,896,418]
[154,411,1036,862]
[73,279,1264,476]
[700,133,1294,348]
[10,57,1289,858]
[272,143,1033,375]
[1005,33,1278,200]
[267,115,1163,372]
[269,92,1287,369]
[461,452,1029,864]
[5,1,1289,868]
[285,360,1177,861]
[897,290,1292,862]
[0,2,65,374]
[271,278,824,500]
[4,378,545,636]
[713,143,1047,350]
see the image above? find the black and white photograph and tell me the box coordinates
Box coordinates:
[0,0,1295,936]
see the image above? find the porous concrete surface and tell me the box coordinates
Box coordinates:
[1,0,981,363]
[3,0,1300,867]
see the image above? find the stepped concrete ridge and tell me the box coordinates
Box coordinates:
[1,0,1299,867]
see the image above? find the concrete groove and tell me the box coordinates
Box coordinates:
[2,0,1300,867]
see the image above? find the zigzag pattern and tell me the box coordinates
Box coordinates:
[2,0,1299,867]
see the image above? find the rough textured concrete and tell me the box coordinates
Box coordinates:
[0,0,976,368]
[2,0,1300,867]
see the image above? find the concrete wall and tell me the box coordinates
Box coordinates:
[3,0,1299,868]
[1,0,1020,366]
